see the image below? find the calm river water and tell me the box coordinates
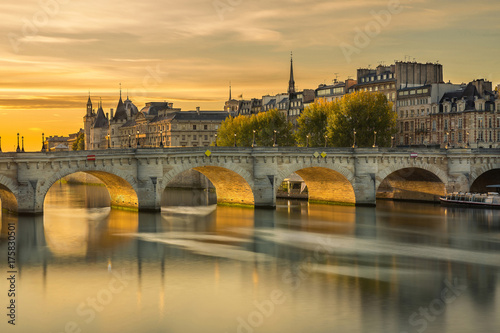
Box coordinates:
[1,183,500,333]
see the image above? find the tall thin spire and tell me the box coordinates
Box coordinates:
[229,81,232,100]
[288,52,295,94]
[119,83,122,101]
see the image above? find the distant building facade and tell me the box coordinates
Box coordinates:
[84,92,232,150]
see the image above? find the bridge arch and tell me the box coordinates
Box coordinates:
[376,166,446,202]
[470,167,500,193]
[39,170,139,211]
[0,175,18,213]
[276,165,356,205]
[161,164,255,206]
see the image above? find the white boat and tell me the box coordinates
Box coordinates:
[440,192,500,207]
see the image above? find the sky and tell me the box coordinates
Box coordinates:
[0,0,499,151]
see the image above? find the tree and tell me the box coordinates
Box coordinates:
[326,91,397,147]
[216,109,295,147]
[72,133,85,151]
[295,101,331,147]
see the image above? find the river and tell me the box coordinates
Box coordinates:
[1,183,499,333]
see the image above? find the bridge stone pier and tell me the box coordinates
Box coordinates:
[0,147,499,214]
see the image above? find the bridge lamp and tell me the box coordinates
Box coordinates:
[391,135,394,148]
[233,133,237,147]
[466,131,469,148]
[16,133,20,152]
[373,131,377,148]
[160,130,163,147]
[41,133,45,152]
[352,129,357,148]
[21,136,25,152]
[306,135,309,148]
[445,132,449,149]
[136,129,140,147]
[128,134,131,148]
[324,134,328,148]
[252,130,256,148]
[0,136,2,152]
[214,133,218,147]
[107,135,110,149]
[273,130,278,147]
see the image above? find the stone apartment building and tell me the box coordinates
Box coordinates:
[396,83,462,146]
[430,79,500,148]
[315,79,357,103]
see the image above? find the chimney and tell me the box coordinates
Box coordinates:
[168,103,173,108]
[106,112,109,119]
[196,106,200,115]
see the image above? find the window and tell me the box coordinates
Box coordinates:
[182,135,185,140]
[458,118,463,129]
[458,132,462,142]
[193,135,197,140]
[444,120,448,130]
[432,120,436,131]
[193,125,197,130]
[204,135,208,140]
[204,125,208,130]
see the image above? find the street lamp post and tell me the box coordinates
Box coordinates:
[233,133,237,147]
[391,136,394,148]
[466,131,469,148]
[160,130,163,147]
[252,130,256,148]
[273,130,278,147]
[324,135,328,148]
[0,136,2,152]
[306,135,309,148]
[214,134,218,147]
[21,136,25,152]
[16,133,20,152]
[41,133,45,152]
[107,135,110,149]
[445,132,449,149]
[136,129,140,147]
[128,134,131,148]
[352,129,357,148]
[373,131,377,148]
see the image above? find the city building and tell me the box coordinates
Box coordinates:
[315,79,357,103]
[430,79,500,148]
[396,82,462,146]
[84,92,232,150]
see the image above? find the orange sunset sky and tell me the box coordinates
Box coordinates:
[1,0,499,151]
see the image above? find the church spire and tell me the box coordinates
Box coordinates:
[229,81,232,100]
[119,83,122,101]
[87,91,93,116]
[288,52,295,95]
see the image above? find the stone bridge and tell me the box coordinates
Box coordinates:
[0,147,499,214]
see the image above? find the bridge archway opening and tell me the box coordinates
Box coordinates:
[44,171,138,210]
[282,167,356,205]
[377,168,445,202]
[0,184,18,213]
[163,167,254,207]
[471,169,500,193]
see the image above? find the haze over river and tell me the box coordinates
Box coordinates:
[1,183,500,333]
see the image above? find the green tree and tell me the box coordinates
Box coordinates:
[295,101,332,147]
[72,133,85,151]
[216,109,294,147]
[326,91,397,147]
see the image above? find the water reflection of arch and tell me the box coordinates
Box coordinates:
[376,167,446,202]
[161,164,255,206]
[276,165,356,205]
[0,175,18,212]
[40,170,139,210]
